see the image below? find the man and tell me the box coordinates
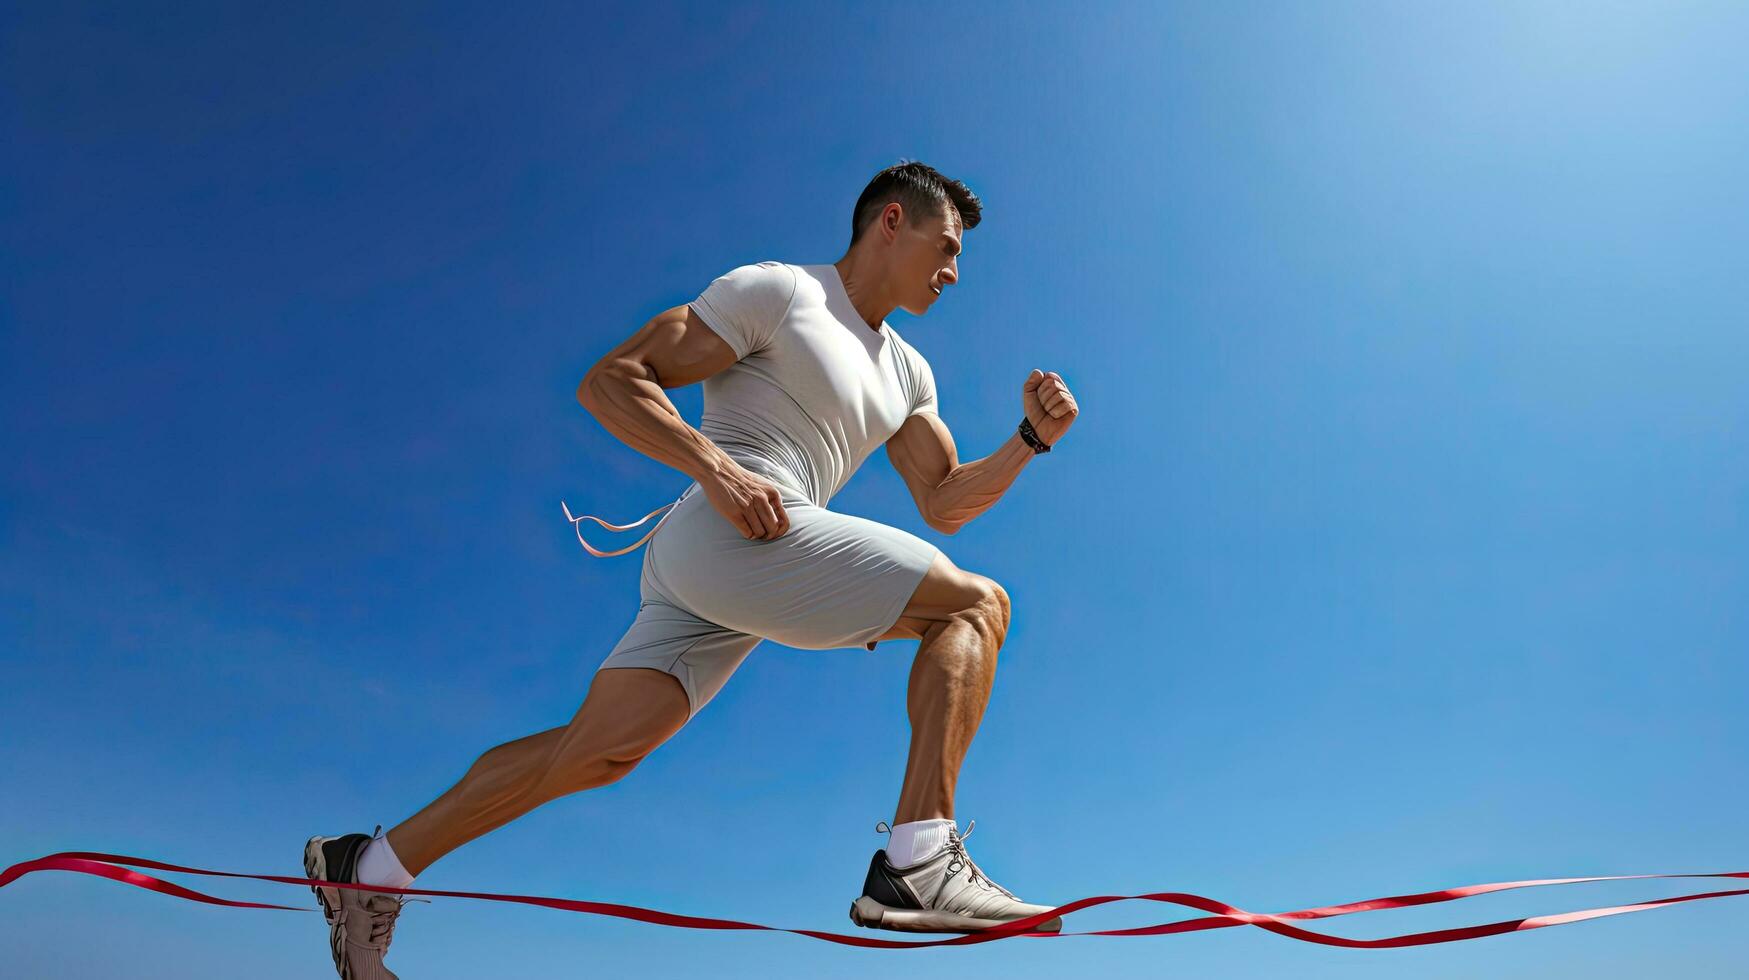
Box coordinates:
[303,161,1080,977]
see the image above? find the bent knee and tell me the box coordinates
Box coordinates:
[591,732,669,782]
[537,750,646,799]
[960,575,1011,638]
[597,755,643,783]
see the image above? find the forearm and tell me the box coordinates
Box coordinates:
[578,369,738,484]
[930,431,1035,532]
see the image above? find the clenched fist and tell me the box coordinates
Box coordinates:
[1022,368,1078,446]
[700,463,790,540]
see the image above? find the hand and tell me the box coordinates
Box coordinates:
[700,463,791,540]
[1022,368,1079,446]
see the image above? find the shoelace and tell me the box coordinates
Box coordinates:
[341,826,430,949]
[941,821,1020,901]
[338,894,419,948]
[874,819,1022,901]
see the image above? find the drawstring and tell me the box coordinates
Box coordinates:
[560,486,691,558]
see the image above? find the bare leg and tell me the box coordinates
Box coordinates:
[869,553,1012,826]
[383,666,692,877]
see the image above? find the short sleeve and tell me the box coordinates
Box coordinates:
[908,350,939,419]
[689,260,797,360]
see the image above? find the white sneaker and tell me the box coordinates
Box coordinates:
[849,820,1062,933]
[303,826,425,979]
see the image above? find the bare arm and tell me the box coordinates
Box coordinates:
[578,304,791,539]
[887,368,1080,534]
[886,412,1036,535]
[578,304,742,483]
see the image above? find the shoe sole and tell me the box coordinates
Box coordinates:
[849,895,1062,934]
[305,836,356,977]
[304,836,340,920]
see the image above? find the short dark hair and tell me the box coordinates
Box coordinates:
[848,160,982,249]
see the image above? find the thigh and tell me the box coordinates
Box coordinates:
[597,594,762,720]
[563,666,694,764]
[644,482,942,651]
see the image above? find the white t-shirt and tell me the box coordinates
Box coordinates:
[689,261,939,508]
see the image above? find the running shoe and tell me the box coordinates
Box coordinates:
[303,826,421,979]
[849,819,1063,933]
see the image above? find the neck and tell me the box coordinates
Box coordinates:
[832,257,889,333]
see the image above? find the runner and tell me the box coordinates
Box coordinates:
[304,160,1080,977]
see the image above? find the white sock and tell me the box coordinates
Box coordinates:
[888,818,956,869]
[356,833,416,889]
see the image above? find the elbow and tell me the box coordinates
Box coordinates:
[580,360,652,409]
[927,513,961,536]
[925,485,961,535]
[577,368,607,410]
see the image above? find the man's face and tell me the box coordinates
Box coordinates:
[893,204,961,315]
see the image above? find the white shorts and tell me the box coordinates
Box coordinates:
[596,479,941,719]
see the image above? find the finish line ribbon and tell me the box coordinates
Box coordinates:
[3,851,1744,949]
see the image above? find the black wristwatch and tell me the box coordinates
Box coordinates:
[1018,416,1052,454]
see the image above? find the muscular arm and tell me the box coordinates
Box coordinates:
[885,411,1035,535]
[578,300,795,541]
[577,304,743,484]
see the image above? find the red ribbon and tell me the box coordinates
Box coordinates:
[4,850,1744,949]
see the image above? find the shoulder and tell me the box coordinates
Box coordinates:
[709,260,798,304]
[783,263,839,309]
[696,260,799,318]
[883,325,937,393]
[692,261,801,357]
[884,324,931,367]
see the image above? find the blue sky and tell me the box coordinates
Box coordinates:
[4,1,1746,976]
